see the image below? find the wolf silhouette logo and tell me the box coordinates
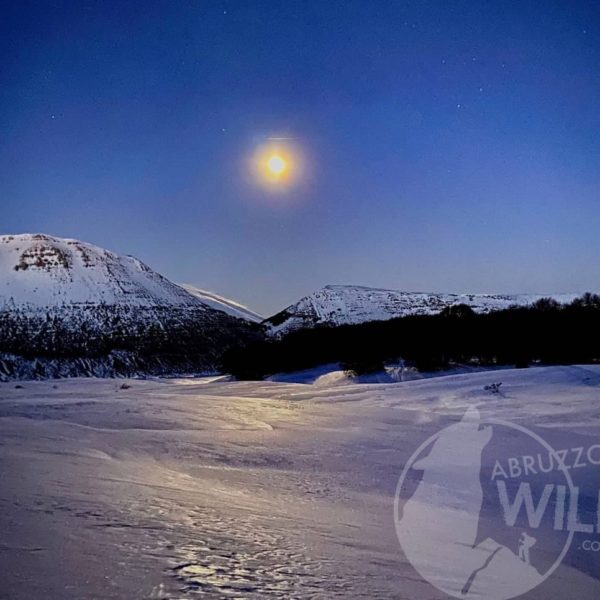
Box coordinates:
[395,407,545,600]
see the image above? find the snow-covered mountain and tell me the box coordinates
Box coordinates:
[264,285,579,337]
[181,284,262,323]
[0,234,259,379]
[0,234,212,309]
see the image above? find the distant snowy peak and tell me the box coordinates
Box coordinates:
[181,284,263,323]
[264,284,579,336]
[0,233,203,309]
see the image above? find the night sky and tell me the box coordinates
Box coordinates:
[2,1,599,315]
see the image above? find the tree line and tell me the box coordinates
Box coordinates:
[222,294,600,379]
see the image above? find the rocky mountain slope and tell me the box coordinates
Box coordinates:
[0,234,259,380]
[264,285,578,336]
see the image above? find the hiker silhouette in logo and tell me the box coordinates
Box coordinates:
[396,407,544,599]
[518,532,536,565]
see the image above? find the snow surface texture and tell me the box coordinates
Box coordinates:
[0,234,258,379]
[264,285,579,336]
[0,366,598,599]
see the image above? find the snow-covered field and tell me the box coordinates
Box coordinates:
[0,367,599,599]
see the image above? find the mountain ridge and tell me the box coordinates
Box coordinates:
[263,284,579,336]
[181,284,263,323]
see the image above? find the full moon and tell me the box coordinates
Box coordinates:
[267,155,286,175]
[252,140,303,189]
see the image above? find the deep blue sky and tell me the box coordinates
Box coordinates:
[2,1,599,315]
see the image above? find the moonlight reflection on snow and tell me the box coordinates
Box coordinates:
[0,368,598,598]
